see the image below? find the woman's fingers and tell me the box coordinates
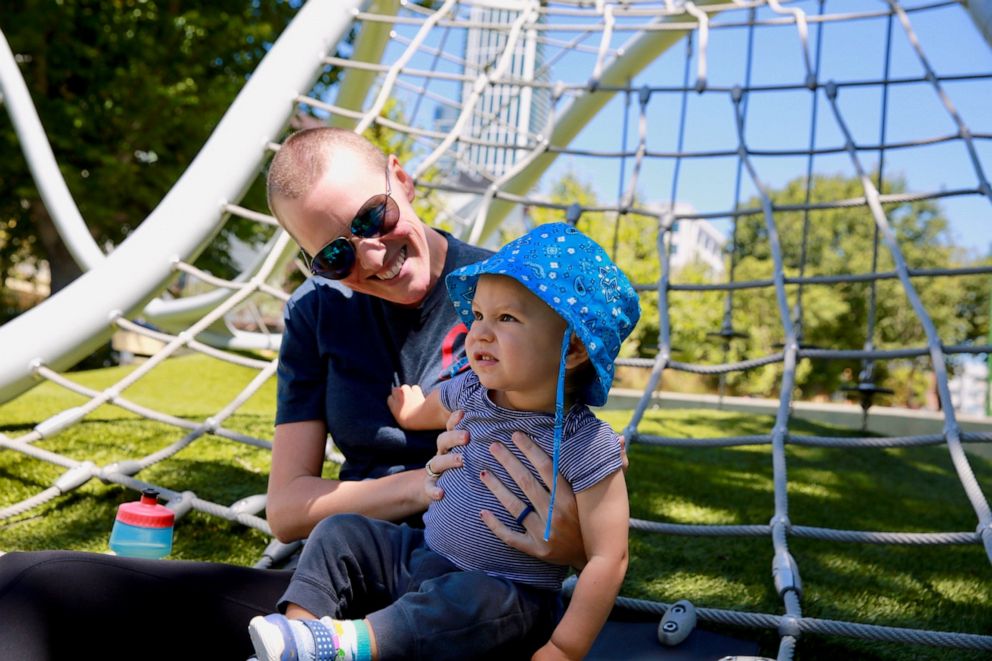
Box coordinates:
[429,452,463,473]
[479,508,541,558]
[424,476,444,501]
[478,467,533,514]
[436,410,468,454]
[485,433,587,568]
[423,451,463,501]
[477,468,548,557]
[507,431,556,490]
[619,434,629,474]
[445,409,465,432]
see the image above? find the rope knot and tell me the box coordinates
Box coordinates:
[778,614,802,638]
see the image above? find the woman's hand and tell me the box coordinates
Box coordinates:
[424,409,467,501]
[478,431,588,570]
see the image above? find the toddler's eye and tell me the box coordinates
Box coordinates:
[498,313,518,323]
[472,310,483,321]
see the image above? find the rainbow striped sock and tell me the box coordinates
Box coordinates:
[320,617,373,661]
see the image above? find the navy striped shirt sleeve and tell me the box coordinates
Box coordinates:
[437,370,473,414]
[557,410,623,493]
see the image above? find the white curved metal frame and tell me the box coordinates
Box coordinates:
[0,1,366,403]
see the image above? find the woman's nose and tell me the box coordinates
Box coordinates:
[354,236,386,272]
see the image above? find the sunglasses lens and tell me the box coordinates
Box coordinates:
[311,238,356,280]
[352,194,398,238]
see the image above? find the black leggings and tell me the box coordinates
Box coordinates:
[0,551,291,660]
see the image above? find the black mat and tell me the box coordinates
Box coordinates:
[586,607,762,660]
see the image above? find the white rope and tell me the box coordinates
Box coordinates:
[2,2,991,654]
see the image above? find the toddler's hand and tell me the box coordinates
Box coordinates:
[388,384,426,427]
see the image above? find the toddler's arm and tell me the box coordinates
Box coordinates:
[533,469,629,661]
[388,384,450,430]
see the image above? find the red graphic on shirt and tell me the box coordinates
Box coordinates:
[440,322,469,375]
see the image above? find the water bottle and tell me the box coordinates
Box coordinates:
[109,489,174,558]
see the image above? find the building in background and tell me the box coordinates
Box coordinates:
[460,3,550,180]
[433,2,727,271]
[669,219,726,277]
[431,2,551,238]
[949,360,989,418]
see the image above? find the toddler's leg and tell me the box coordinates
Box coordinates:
[249,613,374,661]
[369,568,560,661]
[278,513,421,619]
[249,514,422,661]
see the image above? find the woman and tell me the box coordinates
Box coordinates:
[0,128,589,660]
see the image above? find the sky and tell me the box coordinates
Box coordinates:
[370,0,992,257]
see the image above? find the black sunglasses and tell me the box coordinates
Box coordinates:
[306,166,400,280]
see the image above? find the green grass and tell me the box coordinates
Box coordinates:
[2,354,991,659]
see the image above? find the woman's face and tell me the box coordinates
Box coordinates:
[273,150,444,307]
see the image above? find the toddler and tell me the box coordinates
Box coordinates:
[249,223,640,661]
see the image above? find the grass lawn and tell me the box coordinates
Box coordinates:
[1,354,990,659]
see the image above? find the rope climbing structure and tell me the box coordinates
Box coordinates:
[1,1,991,658]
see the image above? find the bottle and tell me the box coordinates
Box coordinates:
[109,489,175,558]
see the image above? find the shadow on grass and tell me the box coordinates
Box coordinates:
[1,415,273,567]
[618,409,992,661]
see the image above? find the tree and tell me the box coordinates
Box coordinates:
[527,171,724,368]
[723,173,989,403]
[524,170,989,405]
[0,1,303,296]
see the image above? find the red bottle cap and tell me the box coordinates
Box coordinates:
[115,489,175,528]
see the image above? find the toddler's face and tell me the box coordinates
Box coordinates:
[465,275,568,413]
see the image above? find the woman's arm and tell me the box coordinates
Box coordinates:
[265,420,431,542]
[533,470,629,661]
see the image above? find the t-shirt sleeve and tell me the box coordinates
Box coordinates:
[275,288,326,425]
[557,410,623,493]
[436,370,476,414]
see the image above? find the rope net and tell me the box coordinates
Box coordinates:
[1,1,991,658]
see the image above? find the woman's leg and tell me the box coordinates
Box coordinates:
[0,550,291,661]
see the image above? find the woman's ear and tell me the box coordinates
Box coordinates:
[564,334,589,369]
[389,154,416,203]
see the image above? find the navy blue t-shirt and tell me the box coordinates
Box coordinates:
[276,233,492,481]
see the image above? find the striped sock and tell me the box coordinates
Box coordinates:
[319,617,373,661]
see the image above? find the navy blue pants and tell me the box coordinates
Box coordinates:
[282,514,560,660]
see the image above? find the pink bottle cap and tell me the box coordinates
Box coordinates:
[115,489,175,529]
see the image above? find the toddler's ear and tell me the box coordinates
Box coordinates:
[565,334,589,369]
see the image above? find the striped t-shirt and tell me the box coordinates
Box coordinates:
[423,371,622,590]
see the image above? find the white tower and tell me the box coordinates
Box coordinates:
[460,2,550,180]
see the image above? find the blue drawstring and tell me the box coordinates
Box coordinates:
[544,326,572,542]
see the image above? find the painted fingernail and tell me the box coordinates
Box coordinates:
[480,470,487,479]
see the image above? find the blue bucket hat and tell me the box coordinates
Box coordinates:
[446,222,640,540]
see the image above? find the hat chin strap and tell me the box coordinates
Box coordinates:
[544,326,572,542]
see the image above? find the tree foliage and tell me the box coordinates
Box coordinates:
[0,1,302,294]
[528,170,989,405]
[726,173,988,404]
